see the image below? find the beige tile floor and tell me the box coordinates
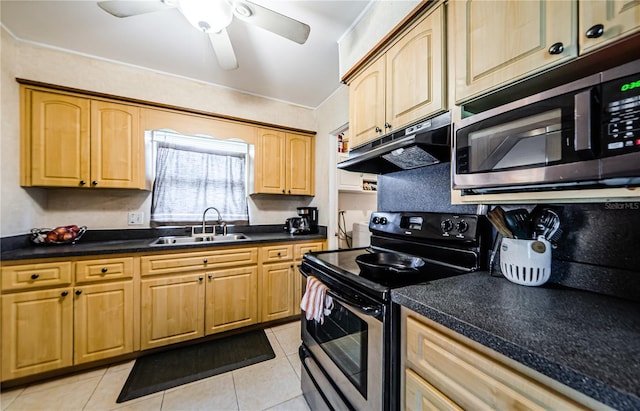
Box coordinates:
[1,321,310,411]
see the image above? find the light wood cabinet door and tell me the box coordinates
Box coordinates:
[386,4,445,132]
[452,0,577,103]
[73,281,134,364]
[90,101,142,189]
[286,133,314,195]
[1,288,73,380]
[349,57,386,148]
[255,128,287,194]
[140,274,205,349]
[255,129,314,195]
[28,91,90,187]
[260,262,295,322]
[205,266,258,335]
[579,0,640,55]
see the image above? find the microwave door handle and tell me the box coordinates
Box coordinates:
[574,89,593,155]
[326,289,383,319]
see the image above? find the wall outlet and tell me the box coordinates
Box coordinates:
[128,212,144,225]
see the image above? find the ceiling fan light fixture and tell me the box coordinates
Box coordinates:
[179,0,233,33]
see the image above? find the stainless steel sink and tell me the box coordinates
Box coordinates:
[150,234,249,246]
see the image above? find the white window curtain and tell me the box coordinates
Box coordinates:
[150,132,249,224]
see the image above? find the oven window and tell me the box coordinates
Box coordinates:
[306,301,368,397]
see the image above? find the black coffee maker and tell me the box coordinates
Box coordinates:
[296,207,319,234]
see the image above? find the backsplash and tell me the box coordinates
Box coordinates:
[377,164,477,214]
[376,164,640,302]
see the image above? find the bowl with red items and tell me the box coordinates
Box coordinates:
[31,225,87,245]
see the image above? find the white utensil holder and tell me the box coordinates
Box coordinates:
[500,237,552,286]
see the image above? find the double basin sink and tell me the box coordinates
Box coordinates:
[150,233,249,246]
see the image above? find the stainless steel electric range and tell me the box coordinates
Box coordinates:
[298,211,489,411]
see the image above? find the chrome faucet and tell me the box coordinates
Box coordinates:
[202,207,223,236]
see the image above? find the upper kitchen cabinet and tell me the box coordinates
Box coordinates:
[579,0,640,55]
[254,129,315,196]
[452,1,577,104]
[347,3,446,148]
[20,87,144,189]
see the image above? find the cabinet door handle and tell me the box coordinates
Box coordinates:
[31,273,40,280]
[374,126,382,133]
[61,291,69,297]
[288,189,291,194]
[91,180,98,186]
[586,24,604,39]
[198,276,204,281]
[384,122,391,129]
[282,189,286,193]
[203,259,208,264]
[208,274,213,280]
[548,42,564,55]
[75,290,82,296]
[101,267,108,273]
[79,180,86,186]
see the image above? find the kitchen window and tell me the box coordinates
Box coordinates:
[147,130,253,225]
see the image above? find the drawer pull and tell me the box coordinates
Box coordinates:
[75,290,82,296]
[203,259,208,264]
[31,273,40,280]
[548,42,564,55]
[277,252,282,257]
[586,24,604,39]
[61,291,69,297]
[101,267,108,273]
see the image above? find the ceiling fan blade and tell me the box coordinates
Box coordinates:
[97,0,175,18]
[208,30,239,70]
[234,1,310,44]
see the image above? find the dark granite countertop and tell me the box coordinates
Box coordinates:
[1,226,327,261]
[392,273,640,411]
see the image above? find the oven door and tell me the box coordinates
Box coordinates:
[301,285,384,410]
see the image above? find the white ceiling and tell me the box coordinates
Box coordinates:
[1,0,373,108]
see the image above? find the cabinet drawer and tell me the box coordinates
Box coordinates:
[405,368,462,411]
[260,245,293,263]
[2,261,72,291]
[75,257,134,283]
[293,242,324,260]
[141,247,258,276]
[406,316,592,410]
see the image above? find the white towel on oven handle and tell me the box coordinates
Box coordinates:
[300,276,334,324]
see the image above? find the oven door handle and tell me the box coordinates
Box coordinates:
[326,289,383,319]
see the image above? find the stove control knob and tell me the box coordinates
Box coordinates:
[379,217,387,225]
[456,220,469,233]
[440,219,453,233]
[372,216,381,224]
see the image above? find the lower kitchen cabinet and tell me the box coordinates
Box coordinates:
[205,266,258,334]
[260,261,296,322]
[73,281,134,364]
[140,274,205,350]
[1,288,73,380]
[401,308,608,410]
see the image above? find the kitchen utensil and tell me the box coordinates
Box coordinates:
[355,252,425,279]
[504,208,531,239]
[500,237,552,286]
[488,232,504,277]
[531,208,560,241]
[487,206,513,238]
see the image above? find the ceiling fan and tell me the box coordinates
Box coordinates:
[97,0,311,70]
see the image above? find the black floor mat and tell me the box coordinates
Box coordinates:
[117,329,275,403]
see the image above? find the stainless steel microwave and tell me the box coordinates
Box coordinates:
[453,59,640,194]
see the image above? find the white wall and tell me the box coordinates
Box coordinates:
[0,28,332,236]
[338,0,420,77]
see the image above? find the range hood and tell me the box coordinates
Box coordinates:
[338,111,451,174]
